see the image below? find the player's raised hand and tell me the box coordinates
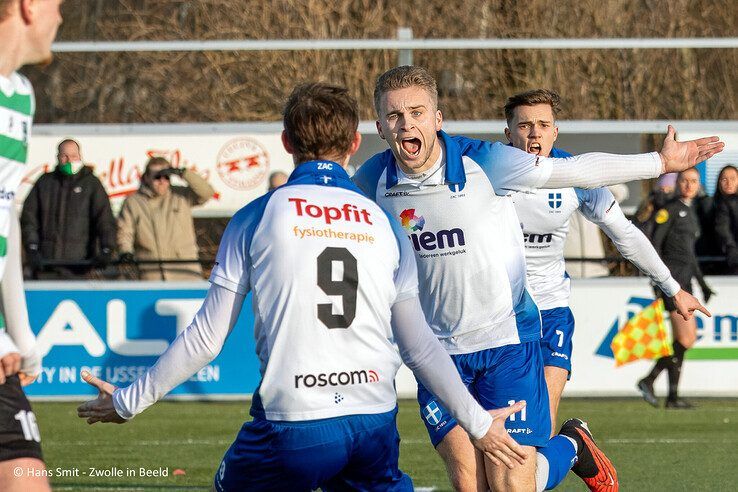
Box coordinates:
[673,289,711,321]
[659,125,724,174]
[470,400,529,469]
[77,370,126,424]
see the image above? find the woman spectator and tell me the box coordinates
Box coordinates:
[637,168,712,409]
[714,165,738,274]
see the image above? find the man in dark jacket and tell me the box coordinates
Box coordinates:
[21,139,116,278]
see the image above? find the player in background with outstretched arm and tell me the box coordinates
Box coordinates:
[504,89,710,487]
[78,82,532,491]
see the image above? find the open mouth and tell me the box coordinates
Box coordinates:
[528,142,542,154]
[401,137,422,157]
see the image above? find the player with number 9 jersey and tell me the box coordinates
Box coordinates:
[210,162,417,421]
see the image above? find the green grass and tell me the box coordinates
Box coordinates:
[29,398,738,491]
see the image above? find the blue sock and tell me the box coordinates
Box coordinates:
[536,435,577,490]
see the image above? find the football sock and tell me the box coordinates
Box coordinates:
[667,341,686,400]
[535,435,578,491]
[644,354,671,384]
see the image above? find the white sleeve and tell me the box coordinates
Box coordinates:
[391,296,492,440]
[0,210,41,375]
[543,152,662,189]
[477,143,554,195]
[112,284,245,419]
[577,188,680,297]
[0,332,20,359]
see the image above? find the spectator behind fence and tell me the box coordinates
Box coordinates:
[21,139,116,279]
[267,171,288,191]
[714,165,738,274]
[117,157,214,280]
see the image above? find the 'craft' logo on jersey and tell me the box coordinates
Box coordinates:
[294,369,380,388]
[400,208,425,232]
[423,401,442,425]
[548,192,562,209]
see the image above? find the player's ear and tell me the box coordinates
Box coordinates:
[20,0,33,24]
[348,132,362,156]
[435,109,443,131]
[281,130,294,155]
[553,125,559,143]
[504,127,512,143]
[375,120,385,140]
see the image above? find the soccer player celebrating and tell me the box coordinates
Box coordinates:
[0,1,63,490]
[504,89,709,484]
[353,66,721,492]
[78,82,531,491]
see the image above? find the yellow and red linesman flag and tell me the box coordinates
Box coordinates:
[611,299,673,367]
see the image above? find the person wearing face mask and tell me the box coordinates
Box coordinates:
[637,168,714,409]
[714,165,738,274]
[117,156,214,280]
[21,139,116,279]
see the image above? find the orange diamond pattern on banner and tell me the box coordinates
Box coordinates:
[611,299,672,367]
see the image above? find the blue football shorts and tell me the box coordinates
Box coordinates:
[213,408,412,492]
[416,340,550,448]
[539,307,575,376]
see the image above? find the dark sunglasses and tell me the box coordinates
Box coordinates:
[152,173,170,181]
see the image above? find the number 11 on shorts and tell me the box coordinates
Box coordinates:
[507,400,527,422]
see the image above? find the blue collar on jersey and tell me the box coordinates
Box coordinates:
[287,159,358,189]
[384,130,466,189]
[504,142,573,159]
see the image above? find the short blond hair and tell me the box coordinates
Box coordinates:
[373,65,438,115]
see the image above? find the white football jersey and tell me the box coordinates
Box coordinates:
[0,73,34,282]
[209,160,418,422]
[512,185,618,310]
[354,132,554,355]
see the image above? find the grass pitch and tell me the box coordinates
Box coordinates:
[32,398,738,491]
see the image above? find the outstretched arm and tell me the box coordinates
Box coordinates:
[579,188,710,320]
[78,284,245,423]
[543,126,723,189]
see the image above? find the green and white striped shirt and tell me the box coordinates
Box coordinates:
[0,72,35,281]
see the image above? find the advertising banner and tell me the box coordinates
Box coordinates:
[564,276,738,397]
[24,281,260,399]
[22,132,293,217]
[23,277,738,400]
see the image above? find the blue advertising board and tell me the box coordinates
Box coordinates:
[23,282,261,399]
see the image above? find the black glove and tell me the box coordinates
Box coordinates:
[119,252,136,264]
[156,167,184,179]
[727,246,738,269]
[93,248,113,268]
[26,244,44,271]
